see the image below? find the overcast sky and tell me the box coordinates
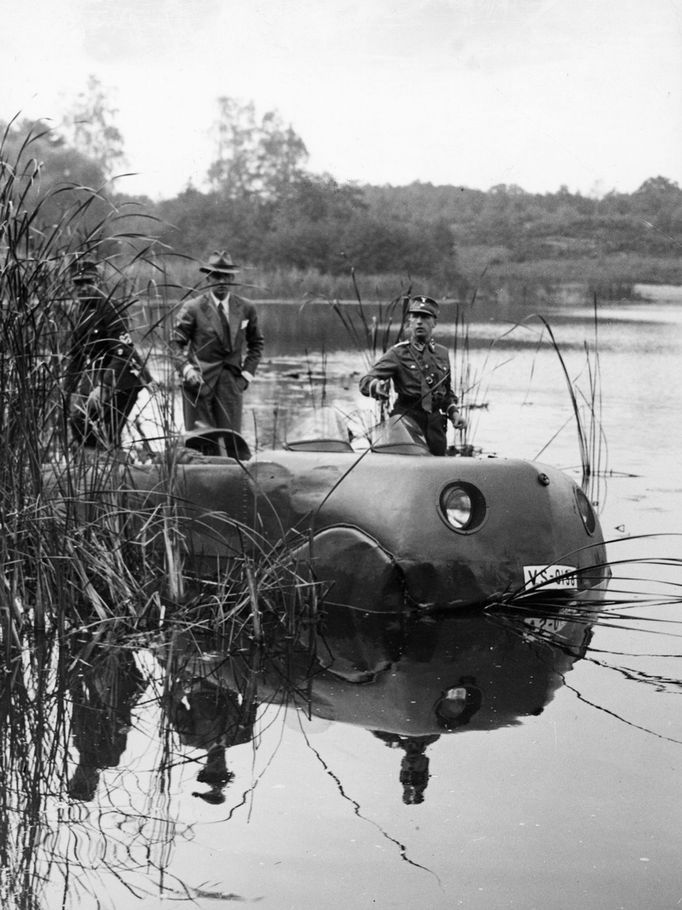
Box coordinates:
[2,0,681,199]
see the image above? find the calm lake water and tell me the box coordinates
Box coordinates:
[32,286,682,908]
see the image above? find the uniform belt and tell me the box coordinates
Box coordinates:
[396,394,444,413]
[396,396,422,409]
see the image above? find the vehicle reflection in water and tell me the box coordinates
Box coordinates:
[0,598,602,907]
[168,602,597,806]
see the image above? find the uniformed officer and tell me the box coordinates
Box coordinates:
[64,257,156,448]
[358,295,466,455]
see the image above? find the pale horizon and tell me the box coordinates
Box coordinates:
[2,0,681,201]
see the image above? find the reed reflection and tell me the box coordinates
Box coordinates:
[0,634,64,910]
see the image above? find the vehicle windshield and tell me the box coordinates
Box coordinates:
[284,406,430,455]
[367,414,430,455]
[286,405,350,443]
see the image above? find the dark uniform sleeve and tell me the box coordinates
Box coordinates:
[101,300,154,389]
[104,338,155,390]
[359,348,400,397]
[63,295,126,394]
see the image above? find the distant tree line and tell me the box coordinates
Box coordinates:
[156,177,457,279]
[3,86,682,285]
[361,177,682,261]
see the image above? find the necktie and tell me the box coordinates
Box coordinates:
[217,301,231,347]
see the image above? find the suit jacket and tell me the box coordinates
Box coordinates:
[170,291,264,389]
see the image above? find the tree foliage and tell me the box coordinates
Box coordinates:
[5,88,682,284]
[361,177,682,261]
[207,97,308,199]
[61,75,126,180]
[158,171,457,278]
[0,117,110,239]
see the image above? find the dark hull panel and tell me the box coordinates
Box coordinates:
[56,438,609,610]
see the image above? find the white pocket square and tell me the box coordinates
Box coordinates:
[240,319,249,330]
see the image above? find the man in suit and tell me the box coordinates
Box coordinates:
[170,251,264,433]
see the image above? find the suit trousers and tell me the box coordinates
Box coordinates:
[182,367,246,433]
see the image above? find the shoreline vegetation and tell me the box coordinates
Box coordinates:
[3,110,682,311]
[128,256,682,315]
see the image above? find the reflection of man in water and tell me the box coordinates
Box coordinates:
[370,678,483,805]
[372,732,440,805]
[165,677,257,805]
[67,647,146,802]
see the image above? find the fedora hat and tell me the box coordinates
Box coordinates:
[199,251,240,275]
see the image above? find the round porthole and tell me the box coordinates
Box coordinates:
[438,482,486,533]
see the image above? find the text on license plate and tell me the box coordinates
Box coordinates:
[523,564,578,590]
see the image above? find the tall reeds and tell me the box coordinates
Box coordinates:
[326,267,410,370]
[0,122,160,640]
[0,121,324,909]
[1,121,315,642]
[533,297,606,506]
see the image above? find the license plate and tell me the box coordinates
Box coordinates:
[523,564,578,591]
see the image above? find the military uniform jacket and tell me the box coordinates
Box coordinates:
[64,292,153,396]
[170,292,264,389]
[359,339,457,414]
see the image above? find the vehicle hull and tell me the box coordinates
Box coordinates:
[115,446,610,610]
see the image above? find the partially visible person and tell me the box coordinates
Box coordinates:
[64,257,156,449]
[66,641,146,802]
[372,732,441,805]
[164,673,258,805]
[170,251,264,434]
[358,295,466,455]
